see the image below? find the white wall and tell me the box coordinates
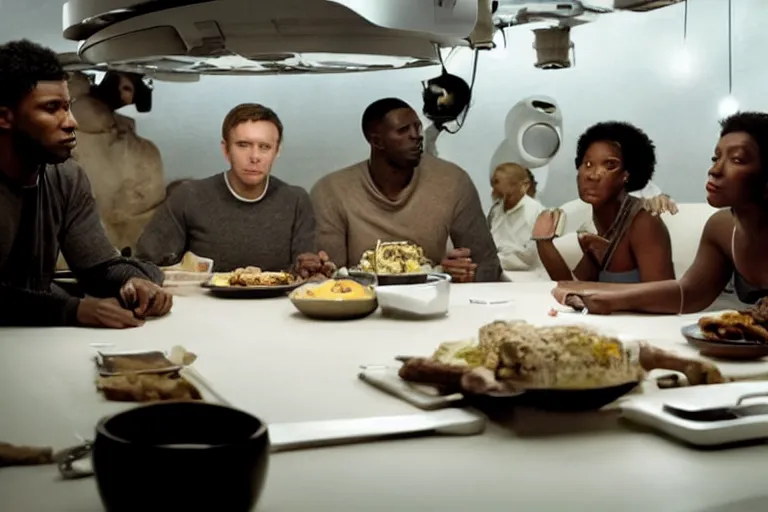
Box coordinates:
[2,0,767,211]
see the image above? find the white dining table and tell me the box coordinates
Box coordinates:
[1,280,768,512]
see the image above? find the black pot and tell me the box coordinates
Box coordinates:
[92,401,269,512]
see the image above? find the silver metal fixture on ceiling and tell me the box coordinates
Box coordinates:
[61,0,686,77]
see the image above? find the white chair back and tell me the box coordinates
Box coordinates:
[660,203,719,277]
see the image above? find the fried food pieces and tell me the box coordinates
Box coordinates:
[229,267,296,286]
[97,373,202,402]
[96,346,202,402]
[698,299,768,342]
[359,241,431,274]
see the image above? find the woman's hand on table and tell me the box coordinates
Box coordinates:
[295,250,336,280]
[120,278,174,318]
[551,285,615,315]
[440,248,477,283]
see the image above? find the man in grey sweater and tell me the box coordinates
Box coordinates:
[0,40,172,328]
[136,103,328,276]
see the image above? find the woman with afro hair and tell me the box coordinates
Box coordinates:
[533,121,674,284]
[553,111,768,314]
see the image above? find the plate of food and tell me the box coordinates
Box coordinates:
[396,320,645,411]
[289,277,378,320]
[201,266,304,298]
[94,346,207,403]
[356,240,434,286]
[682,303,768,360]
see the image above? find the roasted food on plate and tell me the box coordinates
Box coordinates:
[293,279,374,300]
[97,373,202,402]
[399,320,727,395]
[358,240,432,274]
[209,266,298,287]
[95,346,202,402]
[698,298,768,342]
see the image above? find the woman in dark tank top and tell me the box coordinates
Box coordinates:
[534,121,674,284]
[554,111,768,314]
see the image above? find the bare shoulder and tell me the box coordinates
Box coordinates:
[629,208,670,242]
[701,208,735,251]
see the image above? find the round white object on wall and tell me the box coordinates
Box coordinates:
[490,95,563,194]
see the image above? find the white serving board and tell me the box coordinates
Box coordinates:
[620,381,768,447]
[269,408,486,453]
[358,366,464,410]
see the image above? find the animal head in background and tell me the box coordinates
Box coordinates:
[91,71,153,113]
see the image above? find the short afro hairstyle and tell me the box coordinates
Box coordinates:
[0,39,67,109]
[361,97,412,141]
[574,121,656,192]
[719,111,768,175]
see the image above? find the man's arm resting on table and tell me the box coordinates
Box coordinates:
[59,164,165,298]
[76,258,164,300]
[0,285,80,326]
[310,181,348,267]
[134,192,189,268]
[449,176,502,282]
[290,188,318,260]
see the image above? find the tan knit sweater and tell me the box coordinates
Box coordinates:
[311,154,501,282]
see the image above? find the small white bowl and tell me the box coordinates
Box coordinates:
[375,273,452,319]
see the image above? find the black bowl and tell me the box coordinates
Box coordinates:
[93,402,269,512]
[516,381,640,411]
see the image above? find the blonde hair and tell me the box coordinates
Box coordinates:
[493,162,530,183]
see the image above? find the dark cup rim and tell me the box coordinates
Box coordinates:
[96,401,268,449]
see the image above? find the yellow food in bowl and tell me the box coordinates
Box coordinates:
[294,279,373,300]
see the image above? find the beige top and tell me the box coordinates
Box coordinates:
[311,154,501,282]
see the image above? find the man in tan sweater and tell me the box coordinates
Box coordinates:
[311,98,501,282]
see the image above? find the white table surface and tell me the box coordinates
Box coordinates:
[2,281,768,512]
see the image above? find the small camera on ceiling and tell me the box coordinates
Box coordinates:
[533,27,574,69]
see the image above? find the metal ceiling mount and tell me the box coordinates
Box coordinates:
[61,0,480,76]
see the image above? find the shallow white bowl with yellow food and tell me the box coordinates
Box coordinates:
[289,278,378,320]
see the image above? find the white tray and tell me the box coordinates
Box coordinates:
[620,381,768,447]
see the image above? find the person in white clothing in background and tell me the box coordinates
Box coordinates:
[487,163,544,270]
